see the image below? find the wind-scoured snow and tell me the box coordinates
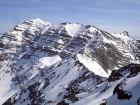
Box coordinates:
[77,54,109,77]
[0,73,19,104]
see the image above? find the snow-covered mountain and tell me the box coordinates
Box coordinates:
[0,18,140,105]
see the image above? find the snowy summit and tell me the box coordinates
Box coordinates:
[0,18,140,105]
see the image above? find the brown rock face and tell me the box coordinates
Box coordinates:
[108,70,123,82]
[108,64,140,82]
[128,65,140,78]
[117,89,132,100]
[113,84,132,100]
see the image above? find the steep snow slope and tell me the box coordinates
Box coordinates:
[0,19,140,105]
[2,57,106,105]
[72,64,140,105]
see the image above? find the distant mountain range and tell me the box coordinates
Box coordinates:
[0,33,3,36]
[0,18,140,105]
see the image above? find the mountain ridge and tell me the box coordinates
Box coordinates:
[0,18,140,105]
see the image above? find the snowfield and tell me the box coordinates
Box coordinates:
[39,55,61,68]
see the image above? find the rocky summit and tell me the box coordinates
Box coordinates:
[0,18,140,105]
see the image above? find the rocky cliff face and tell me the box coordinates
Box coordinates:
[0,19,140,105]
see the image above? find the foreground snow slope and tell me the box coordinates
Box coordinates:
[0,18,140,105]
[73,64,140,105]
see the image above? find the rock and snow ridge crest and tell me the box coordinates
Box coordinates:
[0,18,140,105]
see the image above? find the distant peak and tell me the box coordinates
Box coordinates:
[30,18,45,24]
[30,18,42,22]
[60,22,72,25]
[23,18,51,26]
[121,31,129,37]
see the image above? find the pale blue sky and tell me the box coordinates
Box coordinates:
[0,0,140,38]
